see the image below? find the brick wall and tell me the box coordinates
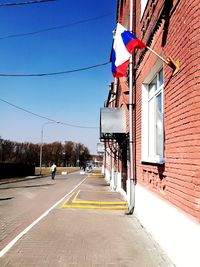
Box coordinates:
[135,0,200,222]
[111,0,200,222]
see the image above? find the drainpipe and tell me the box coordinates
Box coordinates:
[127,0,135,214]
[113,78,118,190]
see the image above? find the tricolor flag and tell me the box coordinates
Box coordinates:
[111,23,146,78]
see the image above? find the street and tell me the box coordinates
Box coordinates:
[0,172,85,252]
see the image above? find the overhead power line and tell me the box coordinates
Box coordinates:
[0,61,110,77]
[0,12,114,40]
[0,0,55,6]
[0,97,99,129]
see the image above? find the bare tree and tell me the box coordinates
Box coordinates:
[63,141,75,166]
[0,138,91,167]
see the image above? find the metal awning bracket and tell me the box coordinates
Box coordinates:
[166,56,180,76]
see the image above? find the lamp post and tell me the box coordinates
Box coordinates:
[39,121,60,175]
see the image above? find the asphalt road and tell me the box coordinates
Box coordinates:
[0,172,86,252]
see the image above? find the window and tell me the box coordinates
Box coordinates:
[141,0,148,17]
[142,67,164,164]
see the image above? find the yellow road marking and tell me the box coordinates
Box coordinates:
[61,192,76,208]
[72,190,80,203]
[73,199,127,205]
[72,190,127,205]
[61,177,128,210]
[61,204,128,210]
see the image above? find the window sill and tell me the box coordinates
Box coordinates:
[141,158,165,166]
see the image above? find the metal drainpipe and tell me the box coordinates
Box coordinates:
[103,141,106,177]
[133,0,137,198]
[114,78,117,191]
[128,0,135,214]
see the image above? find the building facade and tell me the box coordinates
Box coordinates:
[101,1,200,266]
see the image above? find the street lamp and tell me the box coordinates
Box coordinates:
[39,121,60,175]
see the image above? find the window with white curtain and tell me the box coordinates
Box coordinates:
[142,66,164,164]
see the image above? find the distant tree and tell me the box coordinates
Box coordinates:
[0,138,91,167]
[63,141,75,166]
[51,142,63,166]
[29,143,40,165]
[21,143,39,165]
[0,139,15,162]
[0,137,3,162]
[75,143,91,167]
[42,142,63,166]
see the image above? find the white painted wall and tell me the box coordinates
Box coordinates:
[105,168,110,183]
[116,172,122,192]
[134,184,200,267]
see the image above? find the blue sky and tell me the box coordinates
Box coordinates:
[0,0,117,154]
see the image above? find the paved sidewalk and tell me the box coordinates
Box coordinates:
[61,173,128,210]
[0,171,174,267]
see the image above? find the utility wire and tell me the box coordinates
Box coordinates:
[60,121,98,129]
[0,0,55,6]
[0,97,55,121]
[0,61,110,77]
[0,97,99,129]
[0,12,114,40]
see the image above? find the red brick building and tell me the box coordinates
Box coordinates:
[101,1,200,266]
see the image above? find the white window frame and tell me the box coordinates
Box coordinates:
[141,60,164,164]
[141,0,148,18]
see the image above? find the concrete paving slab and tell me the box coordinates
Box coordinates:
[0,170,175,266]
[0,208,174,267]
[73,190,127,204]
[61,191,128,211]
[60,174,128,210]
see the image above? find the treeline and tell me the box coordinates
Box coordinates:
[0,138,91,167]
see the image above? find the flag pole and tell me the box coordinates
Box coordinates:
[146,45,180,76]
[146,46,169,65]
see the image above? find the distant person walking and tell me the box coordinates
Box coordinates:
[50,163,57,180]
[82,163,86,172]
